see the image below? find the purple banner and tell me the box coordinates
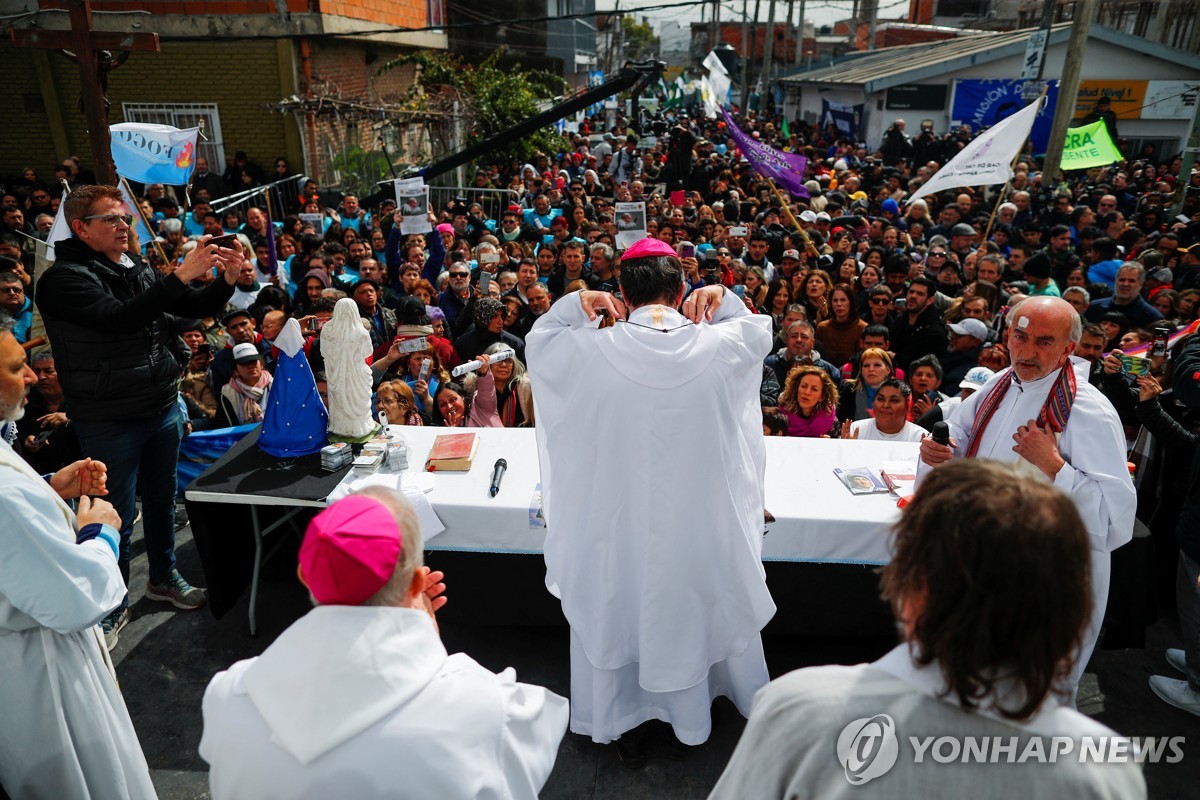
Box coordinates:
[720,108,809,198]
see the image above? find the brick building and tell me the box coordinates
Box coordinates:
[0,0,447,188]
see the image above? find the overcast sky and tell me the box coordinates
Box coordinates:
[592,0,911,38]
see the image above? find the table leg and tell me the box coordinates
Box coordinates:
[249,505,264,637]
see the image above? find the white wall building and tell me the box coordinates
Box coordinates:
[780,24,1200,158]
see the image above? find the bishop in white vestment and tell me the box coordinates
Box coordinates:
[526,239,777,746]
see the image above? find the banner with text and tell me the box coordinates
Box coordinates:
[1061,120,1123,170]
[951,80,1057,152]
[110,123,199,186]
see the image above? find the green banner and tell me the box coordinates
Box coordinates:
[1061,120,1122,170]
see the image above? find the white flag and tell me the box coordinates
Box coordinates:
[702,49,729,77]
[907,97,1043,205]
[701,50,731,119]
[44,190,71,261]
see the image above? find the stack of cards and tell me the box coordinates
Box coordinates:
[353,452,385,475]
[320,443,353,472]
[386,440,409,471]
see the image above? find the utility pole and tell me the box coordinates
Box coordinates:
[785,0,794,70]
[759,0,777,111]
[795,0,806,67]
[1042,0,1099,180]
[1171,84,1200,217]
[710,0,719,53]
[741,0,752,107]
[865,0,878,50]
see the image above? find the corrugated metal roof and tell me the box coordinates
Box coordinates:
[780,24,1200,94]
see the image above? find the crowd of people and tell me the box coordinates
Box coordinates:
[1,99,1198,797]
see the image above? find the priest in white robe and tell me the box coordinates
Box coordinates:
[526,237,777,756]
[919,297,1136,703]
[0,318,158,799]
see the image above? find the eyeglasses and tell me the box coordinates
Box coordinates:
[84,213,134,227]
[870,297,890,305]
[449,272,470,278]
[0,286,23,294]
[929,251,947,257]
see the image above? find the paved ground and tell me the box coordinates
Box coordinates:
[112,510,1200,799]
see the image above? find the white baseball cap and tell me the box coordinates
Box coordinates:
[948,318,989,342]
[959,365,996,391]
[232,342,263,364]
[799,210,818,223]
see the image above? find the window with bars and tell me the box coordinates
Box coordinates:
[120,103,226,174]
[427,0,445,27]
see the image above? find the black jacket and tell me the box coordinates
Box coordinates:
[891,304,948,374]
[36,238,234,423]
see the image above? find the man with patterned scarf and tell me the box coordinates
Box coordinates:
[919,296,1135,707]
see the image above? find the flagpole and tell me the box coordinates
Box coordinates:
[981,86,1047,247]
[765,177,820,259]
[121,176,171,269]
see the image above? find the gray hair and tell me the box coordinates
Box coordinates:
[788,319,815,336]
[1007,297,1083,344]
[0,312,14,335]
[998,202,1018,215]
[355,486,425,609]
[484,341,526,386]
[30,348,54,364]
[590,242,614,261]
[784,303,808,319]
[1062,286,1091,305]
[1116,261,1146,283]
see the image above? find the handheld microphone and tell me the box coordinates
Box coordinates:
[452,349,514,378]
[931,421,950,447]
[489,458,507,498]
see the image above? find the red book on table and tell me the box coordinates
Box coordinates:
[424,432,478,472]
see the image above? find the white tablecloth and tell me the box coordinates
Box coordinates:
[340,428,916,565]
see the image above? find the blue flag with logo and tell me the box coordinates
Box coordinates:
[110,123,200,185]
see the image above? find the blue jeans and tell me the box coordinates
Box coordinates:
[74,403,184,602]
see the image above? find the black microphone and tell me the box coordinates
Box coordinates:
[489,458,507,498]
[931,421,950,447]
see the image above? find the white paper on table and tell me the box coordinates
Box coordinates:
[402,487,445,541]
[325,472,445,540]
[326,470,436,503]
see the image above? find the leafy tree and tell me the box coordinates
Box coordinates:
[380,50,569,169]
[330,146,394,198]
[622,16,659,62]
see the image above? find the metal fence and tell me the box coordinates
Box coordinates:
[427,186,522,221]
[212,175,310,222]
